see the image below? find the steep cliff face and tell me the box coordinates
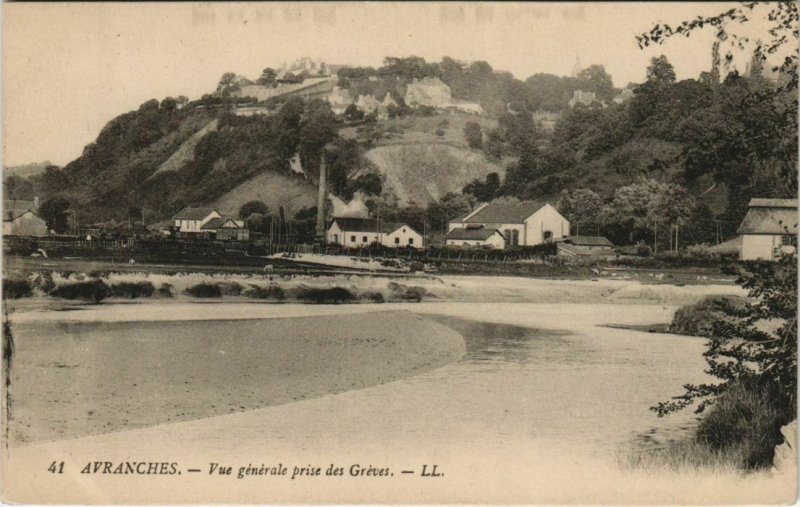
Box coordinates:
[364,143,505,205]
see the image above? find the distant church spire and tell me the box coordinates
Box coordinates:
[571,56,582,78]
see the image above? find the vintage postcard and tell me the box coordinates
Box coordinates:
[2,1,798,504]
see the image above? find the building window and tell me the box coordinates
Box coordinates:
[511,230,519,246]
[543,231,553,242]
[350,235,356,243]
[409,238,414,245]
[362,236,368,243]
[395,237,400,244]
[781,235,795,246]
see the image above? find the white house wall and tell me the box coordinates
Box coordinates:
[383,227,423,248]
[446,234,505,249]
[3,212,47,236]
[524,205,570,245]
[741,234,788,260]
[175,211,221,233]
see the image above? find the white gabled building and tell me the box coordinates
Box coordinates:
[737,198,797,260]
[326,217,423,249]
[382,222,423,248]
[448,201,569,248]
[171,207,222,237]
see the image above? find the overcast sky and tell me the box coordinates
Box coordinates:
[3,2,776,167]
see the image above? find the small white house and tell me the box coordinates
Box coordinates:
[737,198,797,260]
[326,217,423,249]
[171,207,222,237]
[382,222,423,248]
[3,209,47,237]
[445,227,506,249]
[448,201,569,248]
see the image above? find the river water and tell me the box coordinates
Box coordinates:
[5,299,794,504]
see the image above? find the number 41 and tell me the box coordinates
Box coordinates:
[48,461,64,474]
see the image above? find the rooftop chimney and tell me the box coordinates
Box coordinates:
[315,151,327,243]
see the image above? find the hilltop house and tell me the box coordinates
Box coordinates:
[405,77,452,108]
[612,88,635,105]
[326,86,353,115]
[377,93,398,119]
[355,94,381,115]
[736,198,797,260]
[326,217,423,249]
[532,110,562,133]
[445,227,506,249]
[569,90,600,108]
[448,201,569,248]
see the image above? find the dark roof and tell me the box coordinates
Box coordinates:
[330,217,379,232]
[737,206,798,235]
[382,222,405,233]
[4,200,36,212]
[707,236,742,254]
[565,235,614,247]
[4,209,39,222]
[383,222,421,236]
[172,207,218,220]
[463,201,549,224]
[218,219,245,229]
[748,198,797,209]
[329,217,417,234]
[445,227,503,240]
[200,217,228,230]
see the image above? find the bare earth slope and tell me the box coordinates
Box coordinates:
[210,170,317,216]
[365,143,505,204]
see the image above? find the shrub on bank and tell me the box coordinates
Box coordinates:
[3,279,33,299]
[184,283,222,298]
[295,286,355,304]
[388,281,427,302]
[155,283,174,298]
[30,272,55,294]
[630,378,793,472]
[669,296,743,337]
[110,281,155,299]
[360,291,386,303]
[50,279,109,303]
[216,281,243,296]
[696,377,792,470]
[243,284,285,301]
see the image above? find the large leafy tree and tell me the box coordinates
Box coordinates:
[556,188,603,235]
[640,2,798,456]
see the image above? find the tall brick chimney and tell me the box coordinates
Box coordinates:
[315,151,327,243]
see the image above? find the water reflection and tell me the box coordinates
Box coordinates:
[427,315,584,366]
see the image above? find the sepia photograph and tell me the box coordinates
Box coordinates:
[1,1,798,504]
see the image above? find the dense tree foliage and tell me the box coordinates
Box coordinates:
[239,200,270,220]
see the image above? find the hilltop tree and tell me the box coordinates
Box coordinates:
[216,72,238,98]
[463,121,483,149]
[577,64,615,101]
[463,172,500,202]
[239,200,270,220]
[298,100,339,176]
[426,192,476,233]
[646,55,676,85]
[257,67,278,87]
